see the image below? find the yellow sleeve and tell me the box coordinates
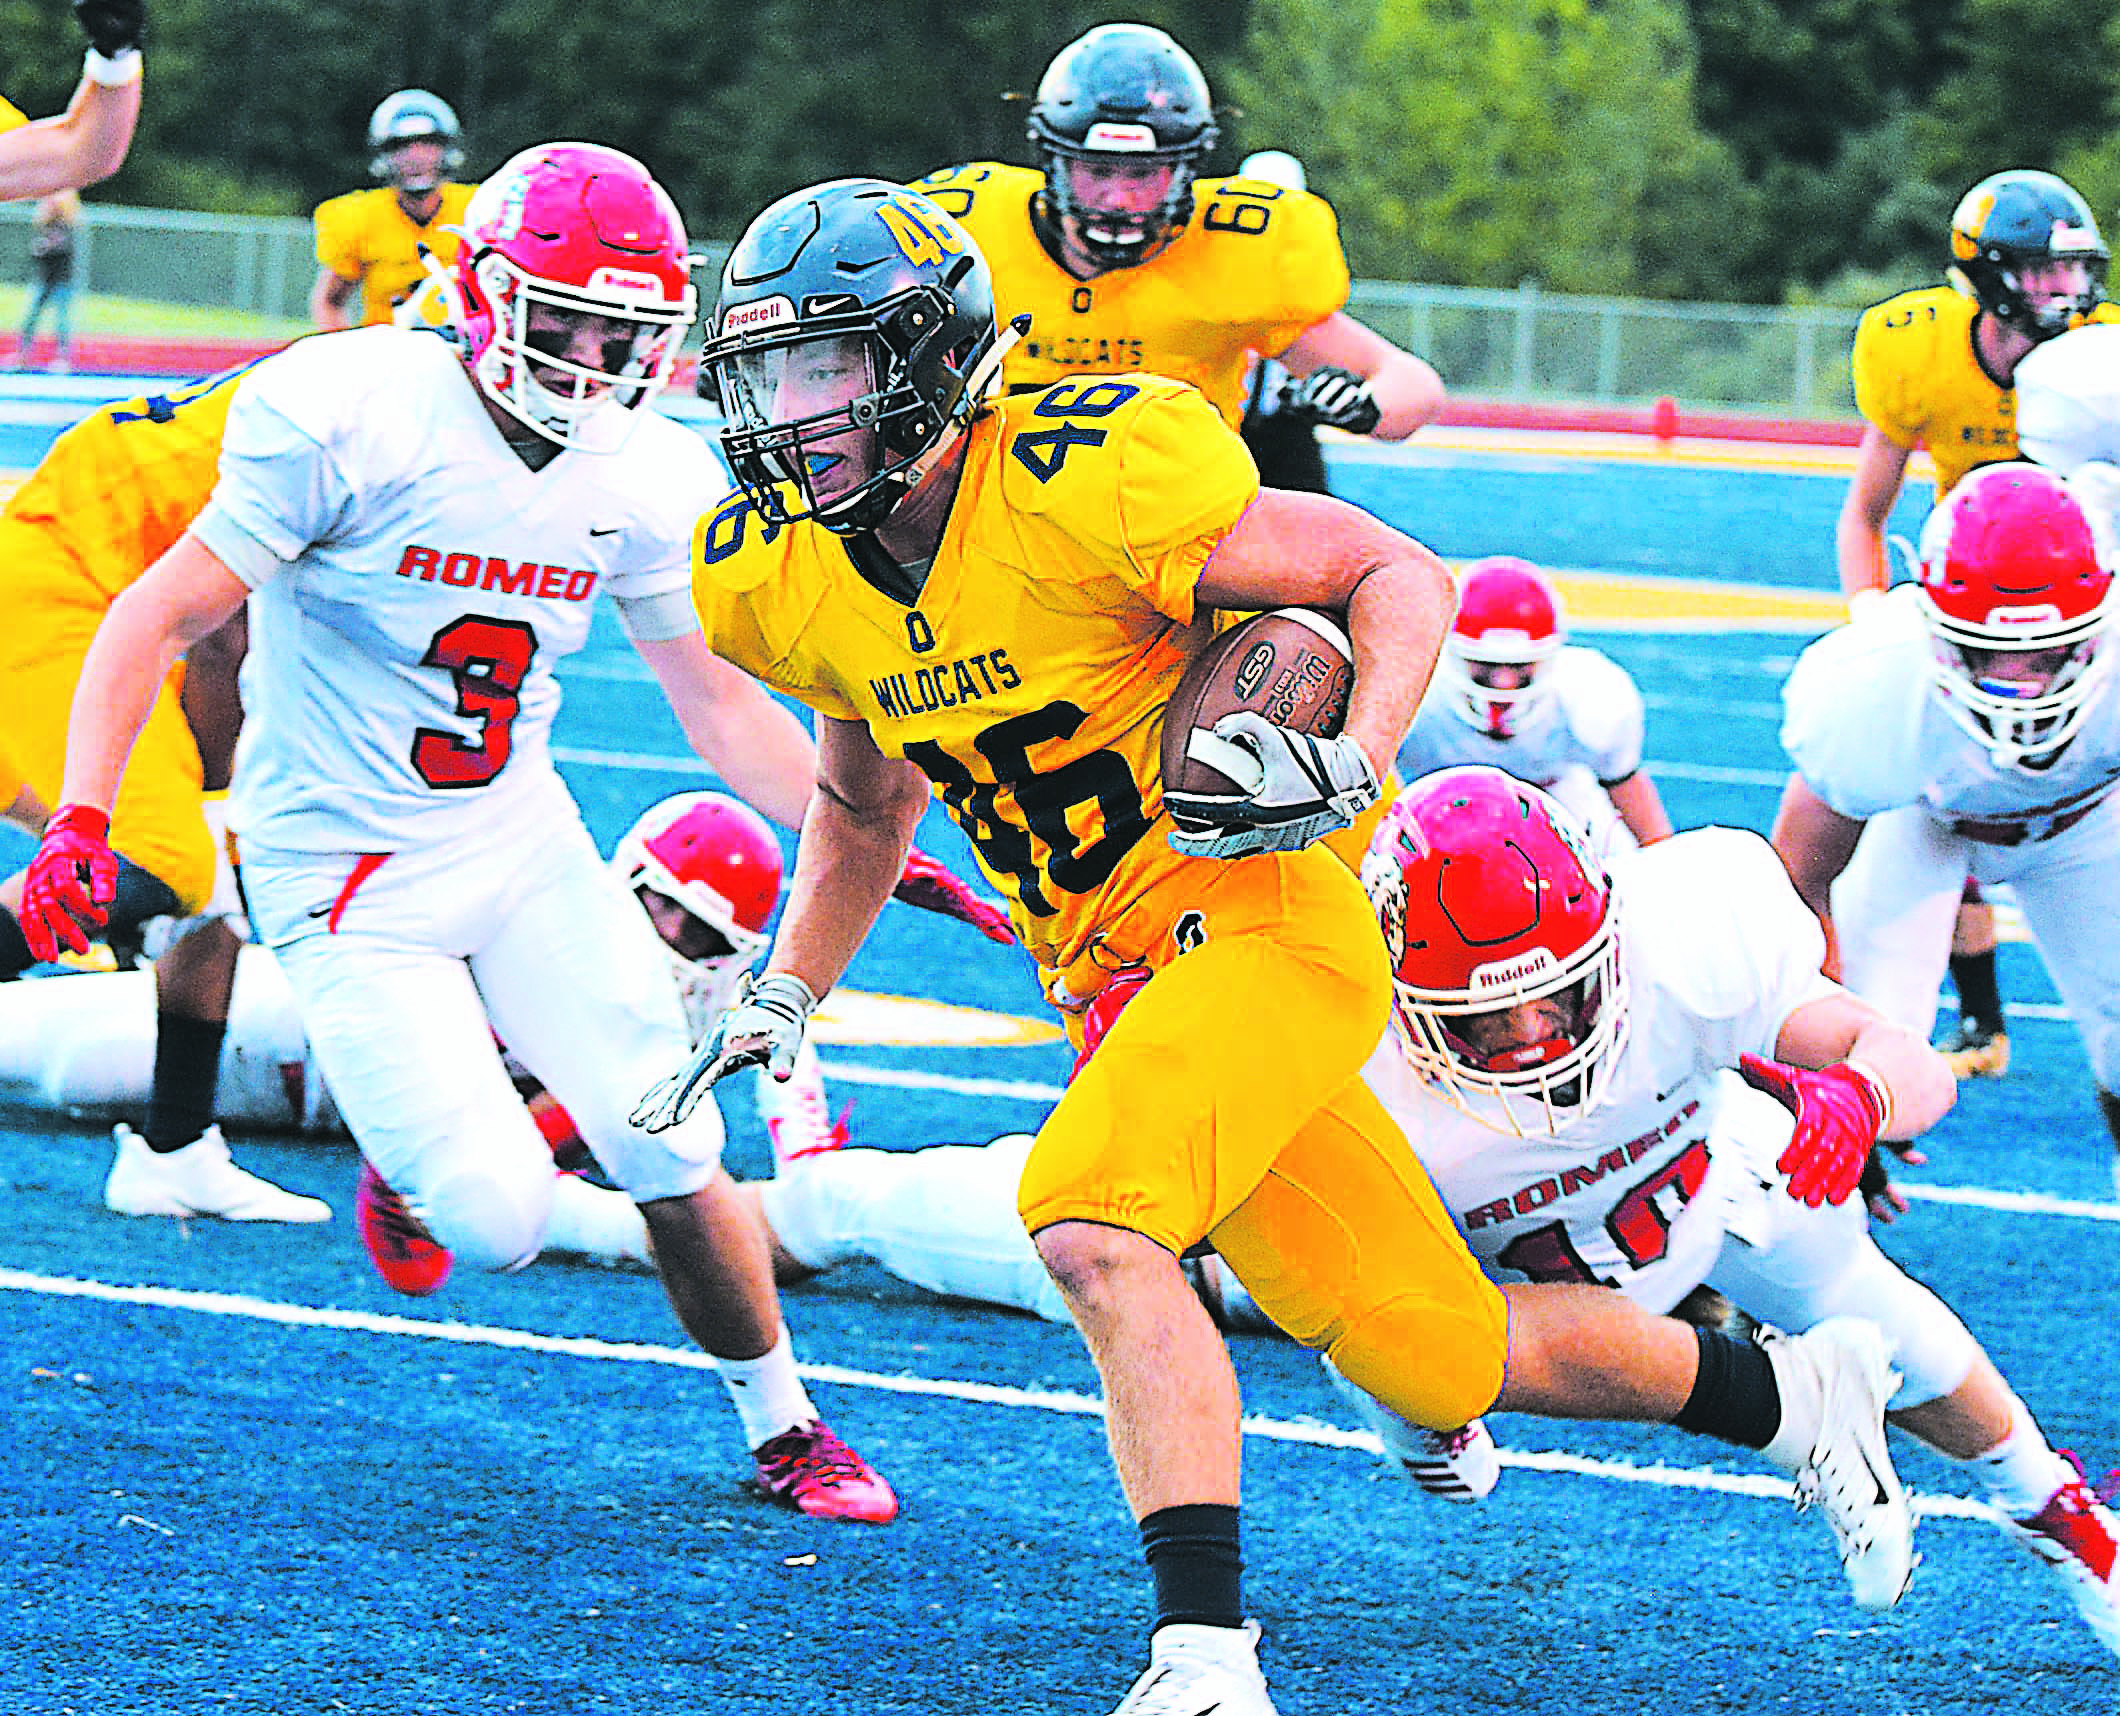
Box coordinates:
[1849,299,1920,449]
[1242,185,1352,359]
[689,496,863,722]
[1008,378,1259,625]
[0,96,27,132]
[312,191,364,279]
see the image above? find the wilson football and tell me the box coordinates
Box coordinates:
[1159,608,1355,824]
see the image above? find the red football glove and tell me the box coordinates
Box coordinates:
[20,803,119,961]
[893,845,1015,944]
[1070,965,1151,1081]
[1737,1052,1891,1209]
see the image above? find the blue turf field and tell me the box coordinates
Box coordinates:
[3,398,2116,1714]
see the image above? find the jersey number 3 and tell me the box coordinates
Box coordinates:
[412,616,539,789]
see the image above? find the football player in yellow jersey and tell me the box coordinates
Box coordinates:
[909,22,1442,448]
[309,89,476,330]
[653,179,1915,1715]
[0,0,144,202]
[0,360,329,1221]
[1836,169,2114,1085]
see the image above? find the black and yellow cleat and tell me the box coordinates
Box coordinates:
[1938,1016,2011,1080]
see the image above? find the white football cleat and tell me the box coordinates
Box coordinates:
[1111,1622,1278,1716]
[2009,1455,2120,1658]
[1321,1354,1501,1502]
[105,1124,333,1223]
[1760,1317,1916,1610]
[1396,1419,1502,1504]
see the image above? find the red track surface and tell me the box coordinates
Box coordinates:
[74,333,1868,445]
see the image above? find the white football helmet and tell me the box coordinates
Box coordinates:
[610,792,783,1044]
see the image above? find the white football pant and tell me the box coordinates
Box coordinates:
[243,810,723,1271]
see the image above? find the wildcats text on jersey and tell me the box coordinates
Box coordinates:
[870,648,1022,720]
[393,544,599,603]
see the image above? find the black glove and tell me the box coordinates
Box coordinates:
[1277,366,1382,435]
[74,0,147,56]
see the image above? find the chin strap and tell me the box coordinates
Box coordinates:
[893,313,1033,495]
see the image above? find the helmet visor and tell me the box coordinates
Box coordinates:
[714,330,893,520]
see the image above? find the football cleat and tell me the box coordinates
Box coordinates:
[1321,1355,1501,1502]
[1762,1317,1917,1610]
[1938,1017,2011,1080]
[104,1124,333,1223]
[1396,1420,1503,1505]
[355,1161,453,1296]
[756,1044,852,1170]
[1111,1621,1278,1716]
[2009,1453,2120,1658]
[751,1419,899,1524]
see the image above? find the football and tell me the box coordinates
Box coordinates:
[1159,607,1355,823]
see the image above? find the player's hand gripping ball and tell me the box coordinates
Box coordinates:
[1160,608,1375,859]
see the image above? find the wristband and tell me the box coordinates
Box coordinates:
[1847,588,1885,621]
[84,47,143,86]
[1840,1057,1893,1135]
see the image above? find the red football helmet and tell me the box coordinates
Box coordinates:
[446,142,697,451]
[611,792,783,1041]
[1915,461,2118,764]
[1361,766,1627,1133]
[1440,557,1565,739]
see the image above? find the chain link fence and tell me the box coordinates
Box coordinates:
[0,201,1861,413]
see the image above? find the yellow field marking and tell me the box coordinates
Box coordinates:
[810,987,1062,1049]
[1539,568,1849,628]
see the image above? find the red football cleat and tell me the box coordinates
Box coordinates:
[2012,1452,2120,1657]
[752,1419,899,1524]
[355,1160,453,1297]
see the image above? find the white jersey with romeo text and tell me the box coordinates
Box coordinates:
[202,326,726,851]
[1361,828,1837,1312]
[1401,645,1646,785]
[1780,587,2120,835]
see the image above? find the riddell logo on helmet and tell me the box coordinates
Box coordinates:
[589,267,663,297]
[1985,601,2068,627]
[1468,949,1561,995]
[1084,122,1158,152]
[722,296,796,336]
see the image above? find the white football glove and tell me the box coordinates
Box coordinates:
[1165,711,1381,860]
[630,970,819,1133]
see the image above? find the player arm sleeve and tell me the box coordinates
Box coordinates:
[613,587,701,643]
[1689,832,1843,1063]
[1253,192,1353,360]
[1848,311,1919,450]
[2015,362,2108,474]
[1107,387,1260,623]
[1582,658,1647,783]
[312,198,359,278]
[189,380,355,588]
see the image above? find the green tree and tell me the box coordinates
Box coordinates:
[1232,0,1738,297]
[1915,0,2120,196]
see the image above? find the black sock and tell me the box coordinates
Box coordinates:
[1671,1326,1781,1451]
[143,1015,228,1152]
[2100,1088,2120,1151]
[1949,948,2005,1034]
[1140,1503,1244,1633]
[0,910,31,979]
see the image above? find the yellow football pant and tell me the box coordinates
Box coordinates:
[1019,843,1508,1430]
[0,522,213,911]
